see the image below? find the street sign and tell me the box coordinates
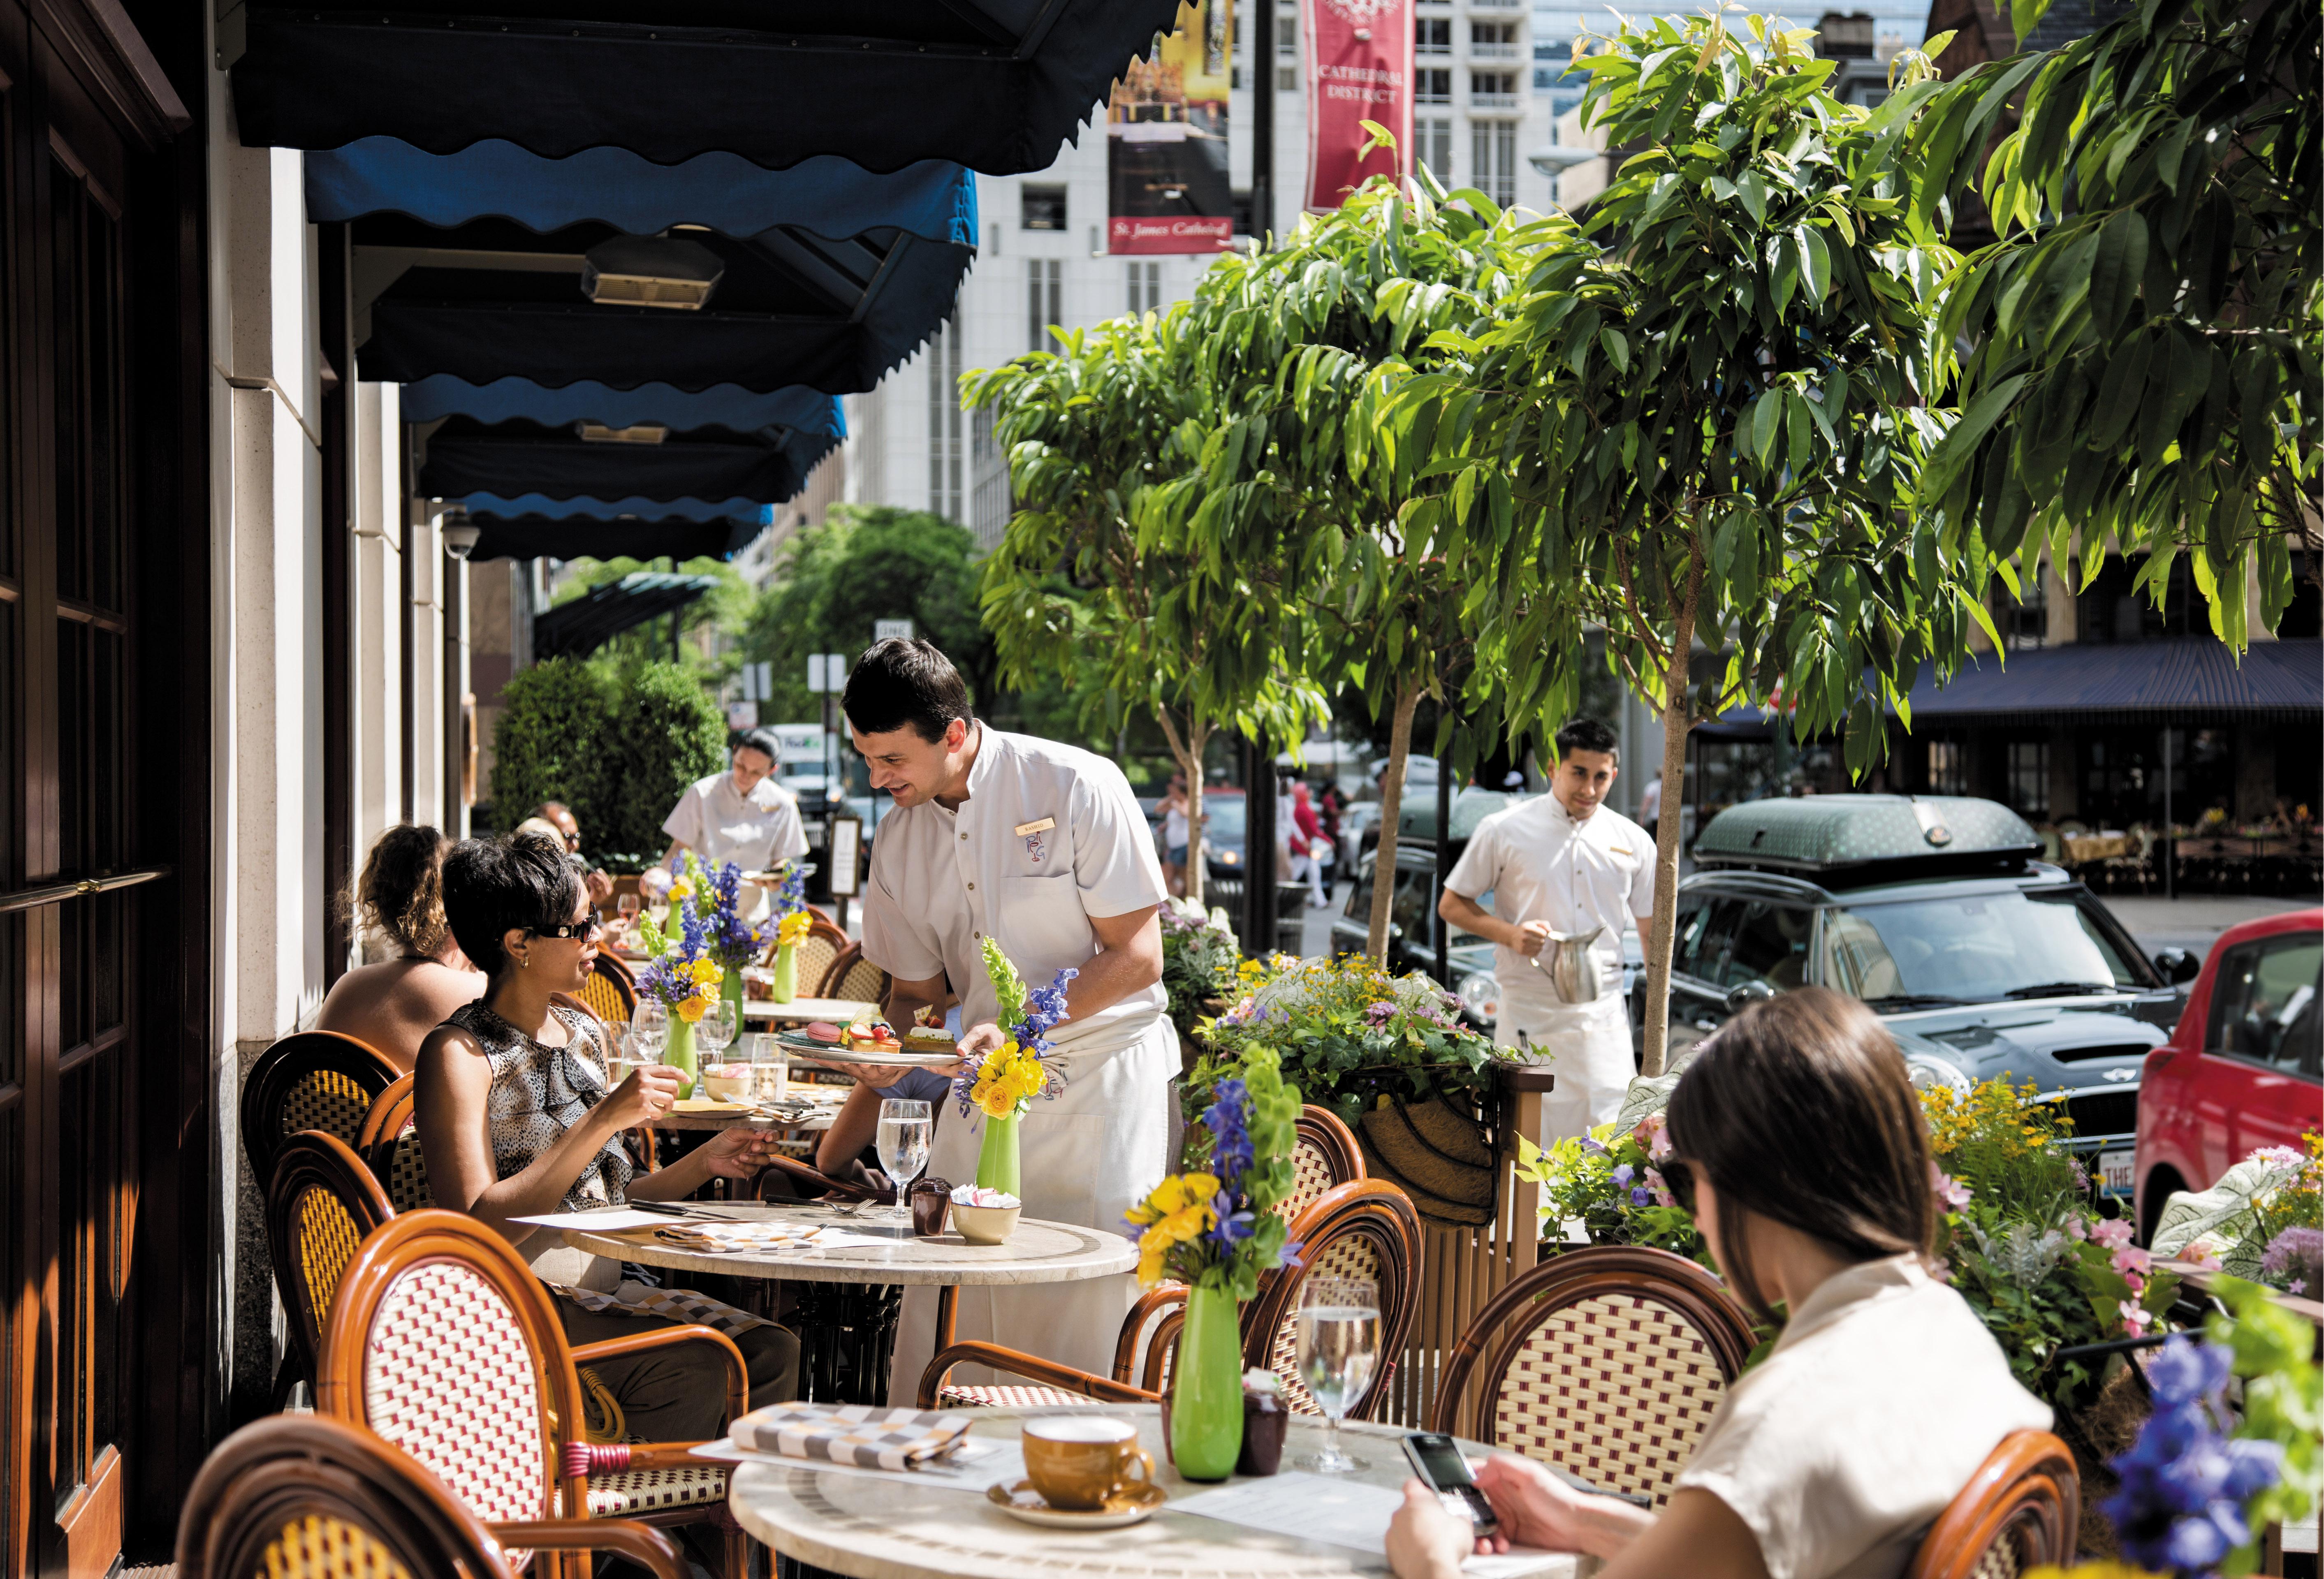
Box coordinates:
[825,653,848,690]
[873,618,914,643]
[806,654,829,692]
[727,701,759,729]
[755,660,773,699]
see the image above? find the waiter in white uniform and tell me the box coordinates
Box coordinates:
[1439,718,1654,1143]
[842,639,1173,1405]
[660,728,809,916]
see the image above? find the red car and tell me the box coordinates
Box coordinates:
[2133,907,2322,1243]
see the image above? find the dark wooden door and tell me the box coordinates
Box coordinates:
[0,2,198,1570]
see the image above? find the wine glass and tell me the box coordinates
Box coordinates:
[600,1018,637,1084]
[697,999,738,1100]
[875,1098,931,1229]
[1293,1276,1381,1473]
[616,891,641,939]
[630,999,668,1074]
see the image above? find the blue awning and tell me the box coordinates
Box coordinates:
[230,2,1184,176]
[399,376,844,440]
[461,493,774,526]
[309,140,975,245]
[326,138,973,395]
[419,419,838,505]
[461,498,775,563]
[533,572,725,658]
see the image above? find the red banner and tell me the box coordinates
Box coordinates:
[1106,0,1234,255]
[1302,0,1412,211]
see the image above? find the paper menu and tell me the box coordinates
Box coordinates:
[1169,1473,1569,1576]
[510,1208,687,1232]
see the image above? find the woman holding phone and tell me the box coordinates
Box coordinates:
[1386,989,2048,1579]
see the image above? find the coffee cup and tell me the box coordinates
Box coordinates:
[1021,1416,1154,1512]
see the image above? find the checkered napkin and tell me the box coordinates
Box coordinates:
[651,1219,852,1254]
[731,1403,973,1470]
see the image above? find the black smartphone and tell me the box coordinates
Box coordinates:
[1402,1432,1499,1538]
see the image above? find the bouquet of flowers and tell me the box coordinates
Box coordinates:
[1191,953,1494,1130]
[2150,1133,2323,1293]
[1127,1045,1303,1298]
[953,937,1076,1123]
[635,895,722,1026]
[1923,1077,2181,1410]
[691,855,781,975]
[1157,898,1240,1042]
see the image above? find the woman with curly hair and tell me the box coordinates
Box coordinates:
[316,824,487,1071]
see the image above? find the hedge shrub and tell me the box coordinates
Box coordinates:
[489,658,616,840]
[600,661,727,862]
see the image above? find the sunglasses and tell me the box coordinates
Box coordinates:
[534,910,604,940]
[1658,1158,1699,1214]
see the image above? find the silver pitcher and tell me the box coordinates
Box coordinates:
[1529,926,1606,1004]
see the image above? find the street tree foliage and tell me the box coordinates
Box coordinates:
[1373,15,1988,1069]
[967,308,1323,907]
[1153,159,1541,960]
[1910,0,2319,644]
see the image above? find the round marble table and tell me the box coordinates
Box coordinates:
[558,1203,1136,1355]
[745,995,880,1028]
[727,1405,1578,1579]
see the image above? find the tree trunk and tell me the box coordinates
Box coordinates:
[1365,681,1423,962]
[1638,560,1702,1078]
[1158,708,1209,908]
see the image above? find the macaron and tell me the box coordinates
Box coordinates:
[803,1021,841,1044]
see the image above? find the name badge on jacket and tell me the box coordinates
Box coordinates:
[1015,816,1056,862]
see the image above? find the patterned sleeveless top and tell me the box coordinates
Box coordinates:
[447,999,633,1211]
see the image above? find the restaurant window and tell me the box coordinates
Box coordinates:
[1027,259,1063,354]
[1417,117,1453,183]
[1997,572,2047,649]
[2007,740,2050,816]
[1021,185,1068,231]
[1927,739,1967,795]
[1127,260,1162,315]
[927,319,962,521]
[1471,119,1517,204]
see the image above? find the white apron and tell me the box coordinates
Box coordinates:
[886,1015,1176,1407]
[1497,969,1634,1147]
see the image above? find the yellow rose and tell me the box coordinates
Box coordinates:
[980,1090,1018,1119]
[1136,1224,1175,1285]
[676,997,706,1023]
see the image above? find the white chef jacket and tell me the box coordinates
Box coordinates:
[1444,793,1655,1010]
[861,723,1176,1402]
[660,770,809,874]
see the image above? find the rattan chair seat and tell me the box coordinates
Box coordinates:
[582,1462,730,1518]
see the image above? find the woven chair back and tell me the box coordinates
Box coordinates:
[1902,1431,2080,1579]
[1282,1106,1367,1221]
[1430,1244,1757,1508]
[264,1131,395,1391]
[315,1209,586,1533]
[1242,1179,1422,1422]
[577,954,637,1028]
[774,918,849,1000]
[816,942,890,1005]
[358,1075,416,1148]
[364,1131,433,1214]
[176,1413,511,1579]
[241,1031,401,1188]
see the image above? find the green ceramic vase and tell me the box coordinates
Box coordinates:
[1171,1280,1244,1482]
[974,1110,1022,1197]
[769,942,798,1004]
[662,1015,697,1081]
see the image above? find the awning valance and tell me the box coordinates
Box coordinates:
[399,376,844,440]
[229,1,1184,175]
[463,498,774,563]
[532,572,723,658]
[419,417,837,505]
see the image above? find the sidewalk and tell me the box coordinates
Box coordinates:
[2103,894,2318,958]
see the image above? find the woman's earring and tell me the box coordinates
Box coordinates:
[520,953,530,969]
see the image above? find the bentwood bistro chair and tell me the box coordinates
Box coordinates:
[241,1029,401,1186]
[263,1130,395,1406]
[177,1411,686,1579]
[1903,1430,2081,1579]
[1430,1243,1759,1509]
[920,1177,1423,1415]
[317,1209,749,1577]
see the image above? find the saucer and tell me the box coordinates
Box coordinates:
[985,1477,1166,1529]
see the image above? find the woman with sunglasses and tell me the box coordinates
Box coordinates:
[1387,988,2048,1579]
[415,830,799,1440]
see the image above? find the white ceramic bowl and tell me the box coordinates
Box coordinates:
[700,1070,750,1103]
[952,1202,1022,1245]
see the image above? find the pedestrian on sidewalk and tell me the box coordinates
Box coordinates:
[1289,779,1330,907]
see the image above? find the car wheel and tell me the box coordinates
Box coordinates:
[2139,1166,2185,1249]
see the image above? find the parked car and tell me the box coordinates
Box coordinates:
[2132,907,2321,1241]
[1335,839,1643,1031]
[1200,787,1250,886]
[1667,794,2191,1198]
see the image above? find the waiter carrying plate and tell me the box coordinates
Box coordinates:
[841,639,1173,1402]
[1438,718,1654,1144]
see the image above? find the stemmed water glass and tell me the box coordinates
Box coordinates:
[616,891,641,940]
[697,999,737,1101]
[875,1098,931,1231]
[629,999,668,1081]
[1293,1275,1381,1473]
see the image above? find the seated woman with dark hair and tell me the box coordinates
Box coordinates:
[316,824,487,1071]
[1388,988,2049,1579]
[415,831,799,1442]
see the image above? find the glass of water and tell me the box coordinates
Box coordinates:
[875,1098,932,1227]
[1293,1275,1381,1473]
[697,999,737,1099]
[629,999,668,1075]
[743,1032,788,1111]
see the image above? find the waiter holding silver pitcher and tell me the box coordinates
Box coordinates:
[1439,718,1655,1143]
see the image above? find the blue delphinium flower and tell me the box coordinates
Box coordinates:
[1630,1186,1655,1207]
[1610,1163,1636,1186]
[1012,967,1078,1051]
[1204,1079,1256,1192]
[2102,1335,2283,1577]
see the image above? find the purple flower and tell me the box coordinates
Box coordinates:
[1578,1137,1608,1155]
[1363,1000,1396,1025]
[2103,1336,2283,1576]
[2261,1227,2323,1298]
[1629,1186,1654,1207]
[1203,1079,1256,1192]
[1610,1164,1635,1186]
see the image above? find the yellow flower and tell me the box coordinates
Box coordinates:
[1127,1172,1221,1227]
[1136,1223,1177,1284]
[676,996,706,1023]
[689,958,720,985]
